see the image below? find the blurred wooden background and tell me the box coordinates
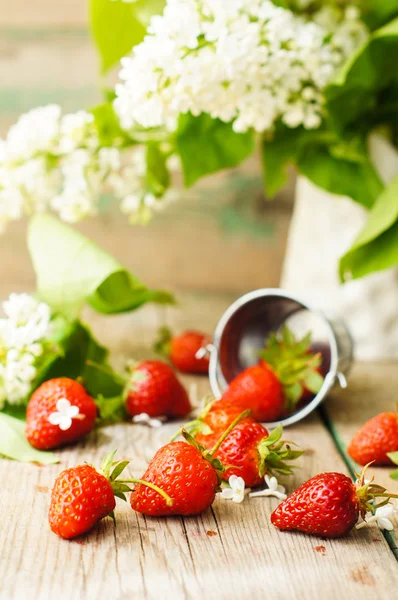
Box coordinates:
[0,0,294,300]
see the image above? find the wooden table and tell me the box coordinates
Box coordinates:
[0,295,397,600]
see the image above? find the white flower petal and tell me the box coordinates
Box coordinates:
[220,488,235,500]
[56,398,72,413]
[58,417,73,431]
[378,518,394,531]
[48,412,63,426]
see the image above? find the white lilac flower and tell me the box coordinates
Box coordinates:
[132,412,167,428]
[114,0,368,133]
[0,293,53,408]
[219,475,248,503]
[249,474,287,500]
[356,504,396,532]
[48,398,81,431]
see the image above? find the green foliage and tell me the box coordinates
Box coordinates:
[340,175,398,281]
[28,214,173,316]
[0,413,58,464]
[176,113,255,187]
[326,18,398,133]
[89,0,165,74]
[297,143,383,209]
[387,451,398,480]
[91,102,133,147]
[146,143,170,196]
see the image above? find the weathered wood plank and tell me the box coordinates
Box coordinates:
[0,304,397,600]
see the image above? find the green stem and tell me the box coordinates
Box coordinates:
[122,479,173,506]
[209,409,251,456]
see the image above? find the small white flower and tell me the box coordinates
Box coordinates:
[356,504,395,532]
[132,412,167,428]
[48,398,80,431]
[249,474,287,500]
[219,475,248,503]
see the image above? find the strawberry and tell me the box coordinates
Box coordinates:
[259,326,324,415]
[221,364,284,422]
[131,410,250,516]
[271,467,398,538]
[26,377,97,450]
[348,412,398,466]
[155,327,210,374]
[196,422,302,487]
[125,360,191,419]
[184,395,250,438]
[49,451,171,539]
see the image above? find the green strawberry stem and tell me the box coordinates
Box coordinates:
[257,424,303,478]
[100,450,173,506]
[122,478,174,506]
[355,462,398,517]
[154,326,172,357]
[260,325,325,413]
[209,409,251,456]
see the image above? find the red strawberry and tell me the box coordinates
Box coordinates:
[49,451,171,539]
[131,411,249,516]
[155,327,210,374]
[26,377,97,450]
[271,468,398,538]
[196,422,302,487]
[125,360,191,419]
[259,325,324,415]
[348,412,398,466]
[222,364,284,422]
[183,395,250,438]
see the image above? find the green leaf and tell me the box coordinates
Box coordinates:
[28,214,174,316]
[261,125,325,197]
[91,102,132,147]
[89,0,165,74]
[326,18,398,133]
[387,451,398,464]
[297,144,383,209]
[0,413,58,464]
[110,460,130,481]
[340,175,398,281]
[146,143,170,196]
[176,113,255,187]
[390,469,398,480]
[302,369,324,394]
[361,1,398,30]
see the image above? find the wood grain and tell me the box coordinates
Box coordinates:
[0,301,397,600]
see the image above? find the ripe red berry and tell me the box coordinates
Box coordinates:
[348,412,398,466]
[131,410,250,516]
[49,451,172,539]
[26,377,97,450]
[125,360,191,419]
[49,464,116,539]
[222,364,284,422]
[271,469,398,538]
[155,327,210,374]
[197,421,301,487]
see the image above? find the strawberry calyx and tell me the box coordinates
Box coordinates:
[154,326,172,358]
[181,409,251,487]
[173,396,215,440]
[259,325,324,412]
[100,450,173,509]
[257,424,303,478]
[355,463,398,519]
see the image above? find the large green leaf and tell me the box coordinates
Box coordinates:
[28,214,173,316]
[261,125,331,197]
[297,144,383,209]
[361,0,398,29]
[89,0,165,74]
[339,175,398,280]
[326,18,398,132]
[176,113,255,187]
[0,413,58,464]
